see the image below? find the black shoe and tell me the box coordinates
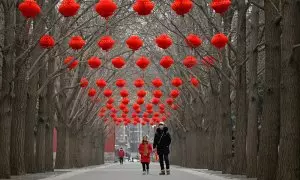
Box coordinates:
[159,170,165,175]
[166,169,170,175]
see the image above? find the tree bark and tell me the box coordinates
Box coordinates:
[232,0,247,175]
[0,3,15,178]
[276,1,300,179]
[246,1,260,177]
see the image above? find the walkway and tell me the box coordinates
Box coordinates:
[40,163,255,180]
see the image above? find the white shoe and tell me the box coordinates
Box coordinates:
[142,171,146,175]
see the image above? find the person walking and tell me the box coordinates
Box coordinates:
[118,147,125,165]
[153,122,171,175]
[138,135,153,175]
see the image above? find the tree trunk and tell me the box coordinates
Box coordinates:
[257,1,281,179]
[276,1,300,179]
[0,3,15,178]
[246,1,259,177]
[232,0,247,175]
[55,122,70,169]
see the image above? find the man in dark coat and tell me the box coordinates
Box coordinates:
[153,122,171,175]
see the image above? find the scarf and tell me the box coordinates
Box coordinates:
[143,140,148,155]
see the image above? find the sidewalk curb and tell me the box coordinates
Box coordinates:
[41,164,116,180]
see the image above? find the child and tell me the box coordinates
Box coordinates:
[138,135,153,175]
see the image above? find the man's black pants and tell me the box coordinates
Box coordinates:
[158,153,170,170]
[119,157,124,164]
[142,162,149,171]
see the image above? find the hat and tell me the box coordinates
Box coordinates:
[159,122,165,126]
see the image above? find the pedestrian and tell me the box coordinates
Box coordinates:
[118,147,125,165]
[153,122,171,175]
[138,135,153,175]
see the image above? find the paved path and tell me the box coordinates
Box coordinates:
[41,163,255,180]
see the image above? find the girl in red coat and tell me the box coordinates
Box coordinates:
[139,135,153,175]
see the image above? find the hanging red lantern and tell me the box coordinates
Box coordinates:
[210,0,231,14]
[160,109,165,114]
[133,0,155,16]
[120,89,129,97]
[143,117,150,123]
[166,98,174,105]
[211,33,228,49]
[171,0,193,16]
[159,104,165,109]
[98,36,115,51]
[147,109,153,114]
[99,112,105,118]
[172,77,183,87]
[116,78,126,88]
[119,103,126,110]
[201,56,216,67]
[123,108,129,114]
[143,112,149,118]
[185,34,202,48]
[100,107,106,113]
[153,89,163,98]
[170,89,180,98]
[152,78,163,88]
[88,56,102,69]
[80,77,88,88]
[155,34,173,49]
[133,103,140,110]
[126,35,143,51]
[58,0,80,17]
[122,113,127,118]
[160,56,174,69]
[103,89,113,97]
[112,57,126,69]
[153,112,160,117]
[137,89,147,98]
[132,112,137,118]
[146,103,153,110]
[136,56,150,70]
[135,108,141,114]
[39,35,55,49]
[64,56,79,70]
[107,97,114,104]
[18,0,41,19]
[95,0,117,19]
[96,79,107,88]
[190,76,199,87]
[152,98,160,105]
[134,78,145,88]
[122,97,130,105]
[111,108,118,113]
[106,103,113,109]
[136,98,145,105]
[162,116,167,121]
[69,36,85,50]
[183,56,197,68]
[88,88,97,97]
[171,104,179,110]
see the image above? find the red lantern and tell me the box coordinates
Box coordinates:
[160,109,165,114]
[69,36,85,50]
[100,107,106,113]
[39,35,55,49]
[143,117,150,123]
[116,78,126,88]
[170,89,180,98]
[160,56,174,69]
[136,56,150,70]
[171,104,179,110]
[172,77,183,87]
[147,109,153,114]
[126,35,143,51]
[171,0,193,16]
[136,98,145,105]
[146,103,153,110]
[103,89,113,97]
[64,56,79,70]
[107,97,114,104]
[201,56,216,67]
[99,112,105,117]
[166,98,174,105]
[122,97,130,105]
[120,89,129,97]
[134,78,145,88]
[210,0,231,14]
[153,112,160,117]
[137,89,147,98]
[152,78,163,88]
[88,88,97,97]
[185,34,202,48]
[88,56,102,69]
[122,113,127,118]
[132,112,137,118]
[58,0,80,17]
[159,104,165,109]
[133,0,155,16]
[191,76,199,87]
[98,36,115,51]
[111,108,118,113]
[119,103,126,110]
[155,34,173,49]
[152,98,160,105]
[123,108,129,114]
[96,79,107,88]
[133,103,140,110]
[183,56,197,68]
[80,77,88,88]
[106,103,113,109]
[95,0,117,19]
[211,33,228,49]
[153,89,163,98]
[112,57,126,69]
[143,112,149,118]
[18,0,41,19]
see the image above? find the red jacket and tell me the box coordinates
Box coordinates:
[118,149,125,158]
[138,142,153,163]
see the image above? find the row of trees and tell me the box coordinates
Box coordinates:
[169,0,300,180]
